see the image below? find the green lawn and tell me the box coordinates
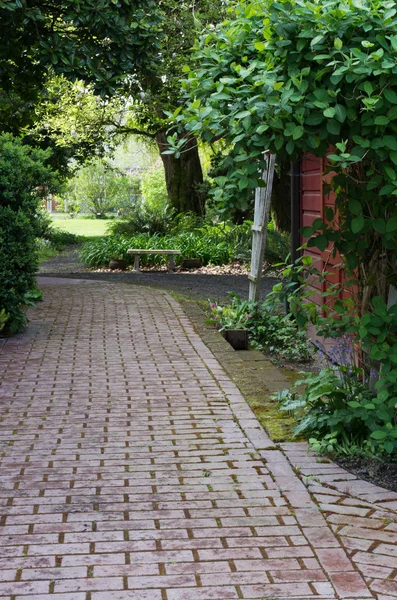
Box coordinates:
[51,213,116,237]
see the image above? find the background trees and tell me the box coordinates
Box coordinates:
[0,0,163,333]
[63,159,141,217]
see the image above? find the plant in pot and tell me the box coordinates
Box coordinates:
[108,255,127,270]
[208,299,254,350]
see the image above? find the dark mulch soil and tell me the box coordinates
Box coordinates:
[336,456,397,493]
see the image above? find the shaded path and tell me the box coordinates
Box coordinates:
[38,246,277,303]
[0,278,393,599]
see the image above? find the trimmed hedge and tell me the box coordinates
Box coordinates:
[0,134,56,333]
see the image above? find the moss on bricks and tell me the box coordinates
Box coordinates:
[180,298,296,443]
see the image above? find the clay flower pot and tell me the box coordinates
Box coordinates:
[222,329,248,350]
[181,258,202,269]
[109,258,127,270]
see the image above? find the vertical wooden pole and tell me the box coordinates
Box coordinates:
[248,154,276,302]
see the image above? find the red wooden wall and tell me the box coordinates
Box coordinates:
[300,153,344,310]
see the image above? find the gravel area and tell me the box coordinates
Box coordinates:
[38,245,277,303]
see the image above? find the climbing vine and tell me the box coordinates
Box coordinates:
[167,0,397,452]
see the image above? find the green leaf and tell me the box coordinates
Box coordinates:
[363,81,373,95]
[301,226,314,238]
[351,215,365,233]
[323,107,335,118]
[380,184,395,195]
[386,215,397,232]
[334,37,343,50]
[347,400,361,408]
[254,41,266,51]
[370,430,388,440]
[374,116,390,125]
[314,235,328,251]
[385,165,397,180]
[311,35,324,47]
[256,124,269,134]
[326,120,340,135]
[383,136,397,151]
[292,126,304,140]
[373,218,386,233]
[286,140,295,154]
[348,199,362,215]
[334,104,347,123]
[384,88,397,104]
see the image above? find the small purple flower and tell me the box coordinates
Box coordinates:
[211,304,216,309]
[246,314,252,319]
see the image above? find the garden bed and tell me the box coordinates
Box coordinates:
[336,456,397,493]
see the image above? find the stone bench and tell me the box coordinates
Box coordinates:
[127,249,182,273]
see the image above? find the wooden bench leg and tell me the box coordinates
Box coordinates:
[133,255,140,272]
[168,255,176,272]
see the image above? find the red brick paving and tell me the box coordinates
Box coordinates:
[0,278,390,599]
[282,442,397,599]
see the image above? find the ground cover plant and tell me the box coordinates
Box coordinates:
[80,222,290,268]
[36,209,81,263]
[208,291,313,363]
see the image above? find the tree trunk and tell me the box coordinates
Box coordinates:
[156,132,205,216]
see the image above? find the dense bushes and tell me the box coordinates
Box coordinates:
[80,223,290,268]
[209,293,313,363]
[0,134,56,334]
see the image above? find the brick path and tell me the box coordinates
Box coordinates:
[0,279,395,599]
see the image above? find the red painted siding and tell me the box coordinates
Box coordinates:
[300,153,345,309]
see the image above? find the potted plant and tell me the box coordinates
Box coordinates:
[109,255,127,270]
[208,301,252,350]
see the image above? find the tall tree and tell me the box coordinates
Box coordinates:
[123,0,227,215]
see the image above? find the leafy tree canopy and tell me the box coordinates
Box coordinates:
[25,76,126,174]
[63,158,140,216]
[0,0,163,131]
[172,0,397,219]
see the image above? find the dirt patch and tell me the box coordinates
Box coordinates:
[336,456,397,493]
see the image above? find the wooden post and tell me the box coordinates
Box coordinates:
[248,154,276,302]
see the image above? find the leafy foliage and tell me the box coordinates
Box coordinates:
[62,159,141,217]
[0,134,57,334]
[209,292,313,362]
[0,0,163,131]
[108,200,173,237]
[278,336,397,457]
[170,0,397,457]
[80,222,289,268]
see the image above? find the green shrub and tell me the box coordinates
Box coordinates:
[209,293,313,363]
[108,199,173,236]
[81,221,289,268]
[0,134,56,334]
[141,164,168,210]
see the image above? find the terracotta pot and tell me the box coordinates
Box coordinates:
[109,259,127,270]
[222,329,248,350]
[181,258,202,269]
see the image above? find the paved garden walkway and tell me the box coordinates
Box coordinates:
[0,279,397,600]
